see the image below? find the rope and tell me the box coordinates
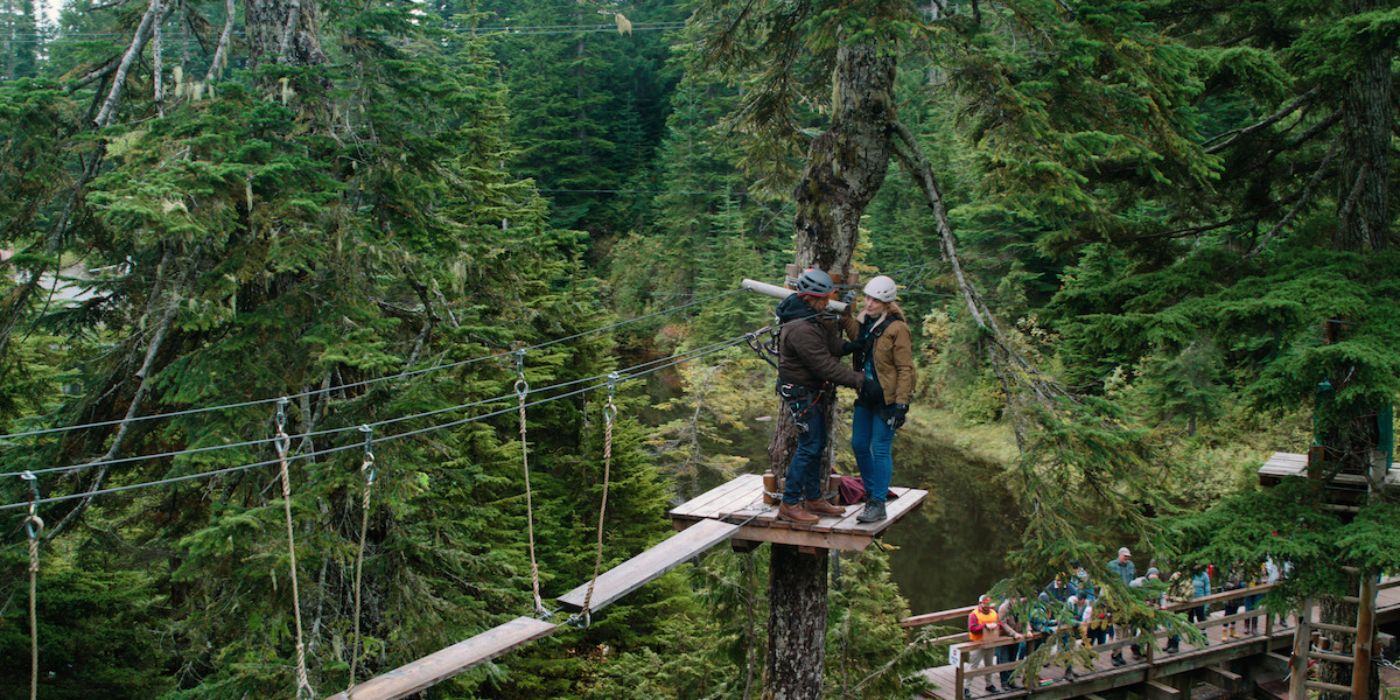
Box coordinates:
[21,471,42,700]
[515,351,547,617]
[273,399,315,700]
[347,426,375,697]
[579,373,620,625]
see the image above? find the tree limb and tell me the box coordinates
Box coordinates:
[95,0,164,128]
[1204,87,1318,155]
[1245,138,1341,258]
[204,0,236,84]
[45,282,180,541]
[64,56,122,93]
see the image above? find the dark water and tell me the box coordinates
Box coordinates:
[879,427,1024,614]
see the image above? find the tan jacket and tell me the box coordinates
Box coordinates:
[841,314,917,405]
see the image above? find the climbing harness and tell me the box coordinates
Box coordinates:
[777,382,830,434]
[514,350,548,617]
[578,373,620,626]
[274,398,315,700]
[21,471,42,700]
[347,425,376,697]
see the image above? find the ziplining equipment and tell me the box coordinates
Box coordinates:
[346,425,376,696]
[576,372,621,626]
[275,398,316,700]
[20,471,42,700]
[0,285,746,443]
[741,278,849,313]
[513,349,548,617]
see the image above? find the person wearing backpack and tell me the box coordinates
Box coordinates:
[840,275,917,523]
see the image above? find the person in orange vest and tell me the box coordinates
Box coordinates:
[967,594,1002,697]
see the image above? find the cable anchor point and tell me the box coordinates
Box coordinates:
[358,424,376,484]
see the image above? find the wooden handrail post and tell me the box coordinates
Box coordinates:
[1288,597,1312,700]
[954,644,966,699]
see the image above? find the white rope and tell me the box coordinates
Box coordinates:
[20,471,42,700]
[347,426,375,697]
[273,400,315,699]
[515,352,547,617]
[579,374,620,624]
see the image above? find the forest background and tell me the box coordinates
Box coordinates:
[0,0,1396,698]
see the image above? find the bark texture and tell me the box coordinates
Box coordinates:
[764,544,829,700]
[245,0,327,68]
[1334,0,1393,252]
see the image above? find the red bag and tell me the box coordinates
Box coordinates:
[837,475,866,505]
[836,475,899,505]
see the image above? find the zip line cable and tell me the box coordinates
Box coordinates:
[0,261,935,451]
[0,286,745,442]
[0,329,760,511]
[2,322,771,479]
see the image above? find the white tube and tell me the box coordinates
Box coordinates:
[741,278,847,313]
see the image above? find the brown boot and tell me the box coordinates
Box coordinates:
[803,499,845,517]
[778,502,819,523]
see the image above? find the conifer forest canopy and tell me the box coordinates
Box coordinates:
[0,0,1396,698]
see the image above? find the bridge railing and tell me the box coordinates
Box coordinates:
[913,583,1283,698]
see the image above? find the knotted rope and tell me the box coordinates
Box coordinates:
[274,398,315,700]
[347,425,376,697]
[21,471,42,700]
[515,350,547,617]
[579,373,620,625]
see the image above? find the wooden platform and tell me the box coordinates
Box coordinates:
[327,616,557,700]
[918,581,1400,700]
[557,518,741,611]
[1258,451,1399,488]
[669,473,928,552]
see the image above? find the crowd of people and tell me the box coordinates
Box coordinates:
[961,547,1290,697]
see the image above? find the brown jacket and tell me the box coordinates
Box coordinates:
[775,295,864,390]
[841,313,917,405]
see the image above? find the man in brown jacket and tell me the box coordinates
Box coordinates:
[774,268,870,523]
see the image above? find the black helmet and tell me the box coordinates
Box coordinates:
[794,268,834,297]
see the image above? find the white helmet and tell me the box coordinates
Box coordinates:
[863,275,897,302]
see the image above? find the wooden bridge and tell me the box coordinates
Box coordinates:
[907,578,1400,700]
[332,473,926,700]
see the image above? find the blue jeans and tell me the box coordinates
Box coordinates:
[998,641,1026,685]
[782,398,826,504]
[850,402,894,503]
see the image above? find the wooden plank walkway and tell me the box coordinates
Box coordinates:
[669,473,928,552]
[557,518,741,610]
[327,616,558,700]
[918,582,1400,700]
[1257,451,1399,487]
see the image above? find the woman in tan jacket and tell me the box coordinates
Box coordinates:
[844,274,917,523]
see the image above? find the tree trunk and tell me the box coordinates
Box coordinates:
[764,36,896,699]
[245,0,327,68]
[1333,0,1393,251]
[792,41,897,278]
[765,544,830,700]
